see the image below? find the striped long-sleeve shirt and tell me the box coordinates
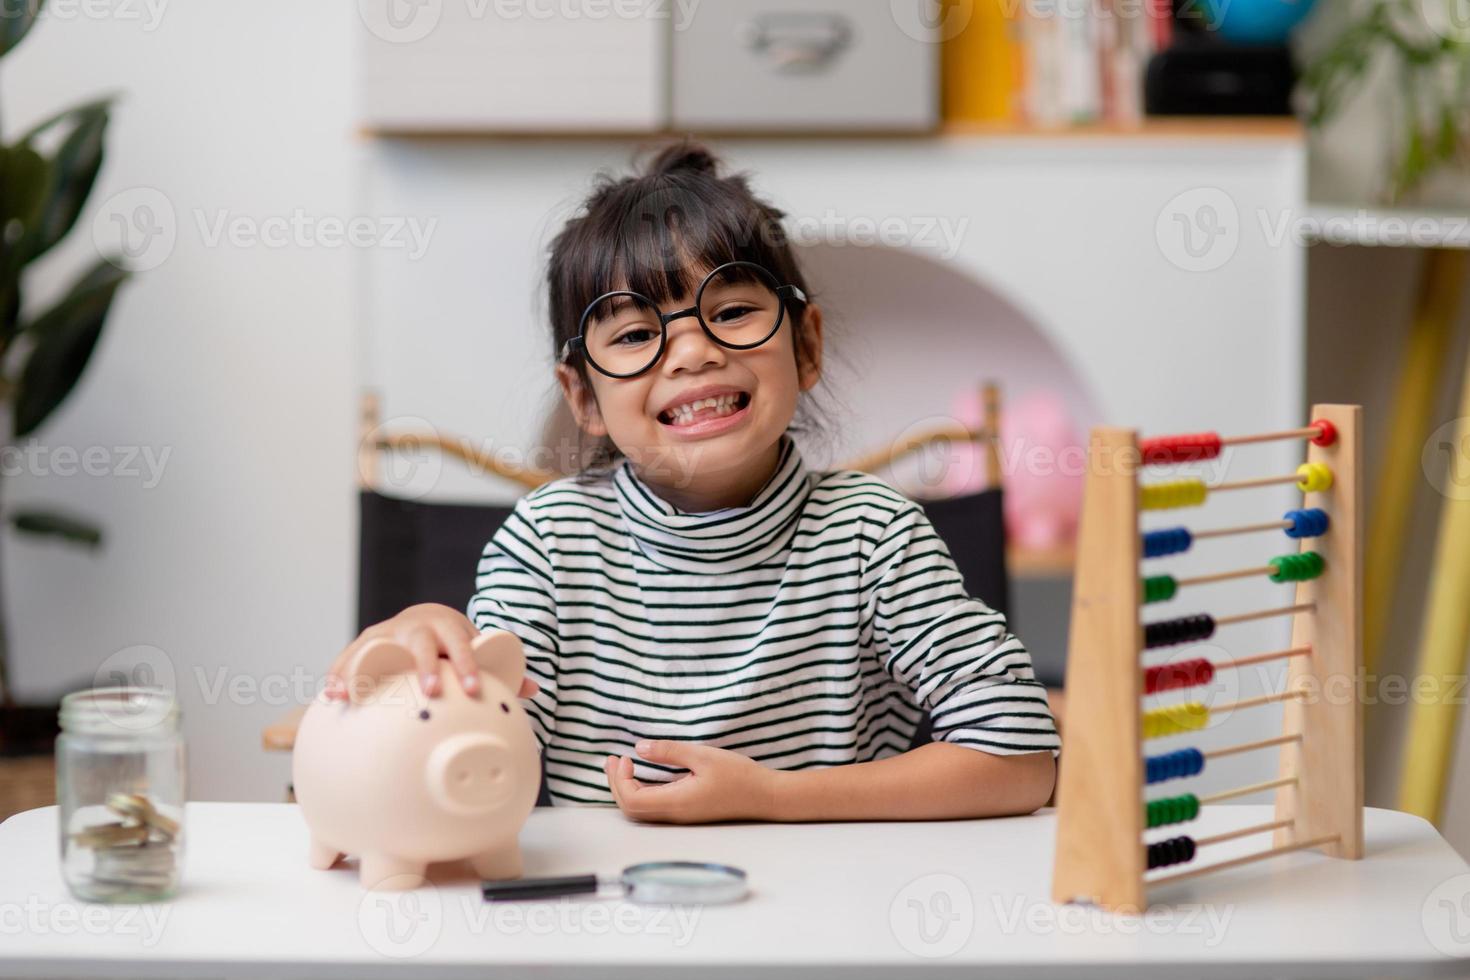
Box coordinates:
[468,432,1060,806]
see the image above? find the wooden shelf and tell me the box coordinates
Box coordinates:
[1009,544,1077,580]
[1302,202,1470,250]
[359,116,1304,143]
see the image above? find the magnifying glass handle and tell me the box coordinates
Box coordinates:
[481,873,601,902]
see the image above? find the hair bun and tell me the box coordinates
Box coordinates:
[644,139,721,178]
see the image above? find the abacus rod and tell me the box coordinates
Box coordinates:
[1203,732,1303,761]
[1215,473,1303,493]
[1220,425,1327,448]
[1226,645,1313,670]
[1215,602,1315,628]
[1199,775,1297,805]
[1208,688,1307,716]
[1175,564,1280,588]
[1191,819,1294,849]
[1191,519,1294,541]
[1147,834,1340,887]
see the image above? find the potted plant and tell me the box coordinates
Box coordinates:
[1,1,131,769]
[1300,0,1470,204]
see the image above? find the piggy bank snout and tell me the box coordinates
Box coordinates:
[426,733,518,817]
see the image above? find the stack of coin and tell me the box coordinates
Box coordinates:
[70,793,181,898]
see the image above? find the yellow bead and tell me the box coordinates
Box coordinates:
[1296,462,1333,493]
[1141,479,1209,511]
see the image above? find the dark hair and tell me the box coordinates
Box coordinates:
[545,138,827,477]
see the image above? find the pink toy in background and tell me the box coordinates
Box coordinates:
[292,630,541,891]
[943,387,1084,551]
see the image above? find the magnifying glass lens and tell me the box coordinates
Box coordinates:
[621,861,748,905]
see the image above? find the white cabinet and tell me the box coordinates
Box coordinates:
[357,0,666,132]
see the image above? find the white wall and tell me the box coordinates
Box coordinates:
[5,2,358,801]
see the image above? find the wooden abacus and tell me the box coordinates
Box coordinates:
[1052,403,1364,911]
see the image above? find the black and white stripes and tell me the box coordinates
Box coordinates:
[468,433,1060,806]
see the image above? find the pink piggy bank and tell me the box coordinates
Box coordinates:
[292,629,541,890]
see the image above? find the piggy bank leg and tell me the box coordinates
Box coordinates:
[308,838,342,870]
[470,841,523,881]
[359,854,428,891]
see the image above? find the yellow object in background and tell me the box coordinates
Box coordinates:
[941,0,1021,123]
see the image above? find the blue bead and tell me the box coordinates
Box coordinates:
[1145,748,1205,784]
[1143,527,1192,558]
[1285,507,1329,539]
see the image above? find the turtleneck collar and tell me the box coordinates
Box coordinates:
[612,433,814,573]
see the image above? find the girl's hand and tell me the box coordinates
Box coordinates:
[323,602,540,701]
[603,740,777,824]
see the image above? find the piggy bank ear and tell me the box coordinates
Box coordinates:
[470,630,526,694]
[343,638,418,705]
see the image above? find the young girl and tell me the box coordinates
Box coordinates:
[326,141,1060,823]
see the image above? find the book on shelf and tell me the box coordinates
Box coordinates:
[942,0,1174,127]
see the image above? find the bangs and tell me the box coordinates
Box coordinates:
[557,174,796,323]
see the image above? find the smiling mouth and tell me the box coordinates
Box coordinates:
[657,391,752,427]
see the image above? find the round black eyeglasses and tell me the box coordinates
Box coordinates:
[558,261,807,380]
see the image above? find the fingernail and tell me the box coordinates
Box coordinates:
[421,673,438,695]
[462,674,479,693]
[635,740,651,755]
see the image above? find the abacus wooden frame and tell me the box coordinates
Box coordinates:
[1050,403,1363,912]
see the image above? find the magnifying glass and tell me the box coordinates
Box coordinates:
[481,861,748,905]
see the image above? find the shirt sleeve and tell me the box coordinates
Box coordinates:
[466,496,559,750]
[866,503,1060,757]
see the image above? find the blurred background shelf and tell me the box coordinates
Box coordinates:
[1008,545,1077,580]
[359,118,1306,142]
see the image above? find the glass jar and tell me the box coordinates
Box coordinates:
[55,687,186,902]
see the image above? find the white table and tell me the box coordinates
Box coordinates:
[1,803,1467,979]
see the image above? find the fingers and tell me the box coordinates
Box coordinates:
[519,676,541,698]
[438,622,480,696]
[403,626,442,697]
[324,624,387,701]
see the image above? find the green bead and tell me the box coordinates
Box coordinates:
[1269,551,1326,583]
[1145,792,1200,829]
[1143,575,1178,604]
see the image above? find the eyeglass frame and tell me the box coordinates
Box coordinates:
[557,260,808,380]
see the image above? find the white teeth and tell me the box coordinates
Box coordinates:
[664,393,743,425]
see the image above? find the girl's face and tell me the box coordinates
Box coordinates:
[556,266,823,511]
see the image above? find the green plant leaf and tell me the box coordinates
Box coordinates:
[0,0,45,59]
[10,509,102,547]
[0,142,50,339]
[12,258,129,436]
[19,102,111,263]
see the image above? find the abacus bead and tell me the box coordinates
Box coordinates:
[1140,433,1224,464]
[1310,419,1338,447]
[1297,462,1333,493]
[1144,527,1193,558]
[1285,508,1329,539]
[1143,575,1178,604]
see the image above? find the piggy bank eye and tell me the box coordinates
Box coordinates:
[500,702,509,713]
[418,709,431,721]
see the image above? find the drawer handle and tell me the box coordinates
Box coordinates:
[741,13,854,74]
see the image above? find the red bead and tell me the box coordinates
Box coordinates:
[1145,658,1213,694]
[1310,419,1337,447]
[1140,432,1223,465]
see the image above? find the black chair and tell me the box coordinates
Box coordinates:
[355,481,1018,807]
